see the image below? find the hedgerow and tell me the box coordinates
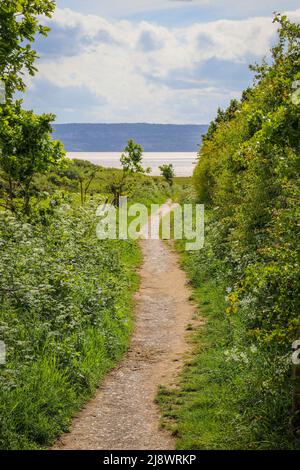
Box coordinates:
[195,13,300,350]
[159,14,300,449]
[0,202,140,449]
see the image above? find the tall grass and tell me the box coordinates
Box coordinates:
[158,211,298,449]
[0,202,140,449]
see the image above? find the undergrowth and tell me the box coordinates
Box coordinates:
[0,202,140,449]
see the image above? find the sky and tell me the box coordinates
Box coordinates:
[21,0,300,124]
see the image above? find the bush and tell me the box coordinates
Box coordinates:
[165,15,300,449]
[0,202,140,449]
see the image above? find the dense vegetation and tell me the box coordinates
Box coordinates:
[159,14,300,449]
[1,0,299,452]
[0,158,169,451]
[0,127,171,450]
[0,205,140,449]
[0,1,170,449]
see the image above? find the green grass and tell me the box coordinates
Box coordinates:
[157,275,238,449]
[157,239,299,450]
[0,252,140,449]
[0,203,141,450]
[0,166,172,450]
[173,177,192,186]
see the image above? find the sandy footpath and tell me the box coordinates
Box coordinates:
[53,202,197,450]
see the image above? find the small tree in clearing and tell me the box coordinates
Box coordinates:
[107,139,148,206]
[68,159,100,205]
[120,139,145,174]
[159,164,175,186]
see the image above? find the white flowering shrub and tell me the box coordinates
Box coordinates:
[0,203,139,449]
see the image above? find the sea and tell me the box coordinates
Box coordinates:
[67,152,198,177]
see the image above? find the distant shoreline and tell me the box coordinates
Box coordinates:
[67,151,198,177]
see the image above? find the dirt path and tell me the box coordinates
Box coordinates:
[53,202,196,450]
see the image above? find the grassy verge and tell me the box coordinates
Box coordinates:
[0,204,141,450]
[157,235,298,450]
[157,246,234,449]
[0,166,171,450]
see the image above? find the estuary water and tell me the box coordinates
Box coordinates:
[67,152,198,177]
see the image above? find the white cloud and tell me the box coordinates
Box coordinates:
[28,7,300,123]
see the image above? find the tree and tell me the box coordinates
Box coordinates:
[159,164,175,186]
[203,99,240,142]
[72,159,100,205]
[78,168,98,206]
[0,0,55,98]
[0,101,65,215]
[120,139,145,174]
[107,140,148,206]
[0,1,66,216]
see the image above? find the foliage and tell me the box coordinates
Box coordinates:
[159,164,175,186]
[19,158,169,211]
[165,14,300,449]
[0,101,65,215]
[0,0,55,98]
[61,159,100,206]
[194,14,300,348]
[0,0,172,452]
[106,139,151,206]
[0,202,140,449]
[0,147,168,449]
[158,227,296,449]
[120,139,147,174]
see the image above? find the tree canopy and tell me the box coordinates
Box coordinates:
[0,0,55,98]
